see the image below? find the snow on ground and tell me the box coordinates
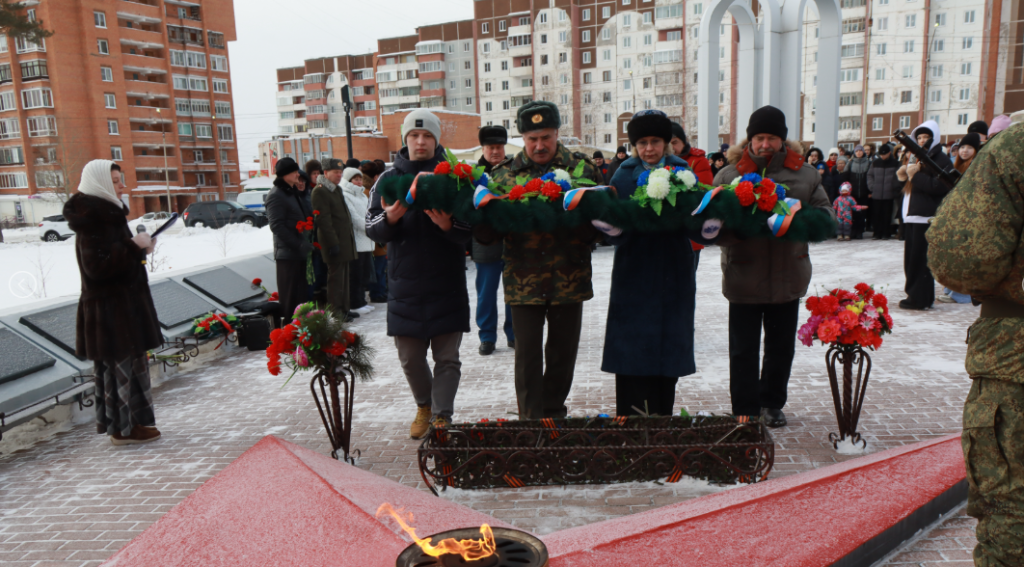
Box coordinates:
[0,224,273,311]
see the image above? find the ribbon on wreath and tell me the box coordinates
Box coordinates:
[473,185,508,209]
[563,185,609,211]
[767,198,802,237]
[691,186,724,215]
[404,172,433,205]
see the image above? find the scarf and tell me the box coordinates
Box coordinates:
[77,159,124,208]
[318,176,339,192]
[641,157,667,171]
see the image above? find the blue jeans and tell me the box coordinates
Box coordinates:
[475,261,514,343]
[370,254,387,298]
[944,287,973,304]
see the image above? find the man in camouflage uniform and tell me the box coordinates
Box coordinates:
[928,123,1024,566]
[479,101,603,420]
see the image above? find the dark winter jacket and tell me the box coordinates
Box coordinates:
[602,155,714,377]
[266,178,314,261]
[867,156,901,201]
[821,163,843,203]
[65,193,163,361]
[366,145,472,340]
[713,140,836,305]
[842,156,871,203]
[905,142,954,218]
[607,155,627,183]
[472,154,504,264]
[311,177,356,264]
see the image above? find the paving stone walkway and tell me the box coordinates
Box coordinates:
[0,239,983,566]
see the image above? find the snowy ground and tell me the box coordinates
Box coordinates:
[0,225,272,311]
[0,235,980,566]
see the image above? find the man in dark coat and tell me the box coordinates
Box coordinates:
[266,157,314,320]
[67,160,163,445]
[592,151,611,184]
[867,143,900,240]
[712,106,835,427]
[483,101,604,420]
[473,125,515,356]
[311,158,356,318]
[607,146,628,183]
[367,109,472,437]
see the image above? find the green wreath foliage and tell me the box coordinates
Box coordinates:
[377,174,836,242]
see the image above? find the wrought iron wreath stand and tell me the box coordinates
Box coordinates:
[311,364,357,463]
[825,345,871,449]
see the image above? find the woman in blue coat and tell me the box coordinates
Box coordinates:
[594,110,719,417]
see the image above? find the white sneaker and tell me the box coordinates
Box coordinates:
[354,305,373,315]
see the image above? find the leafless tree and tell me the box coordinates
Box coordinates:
[147,241,169,273]
[25,243,54,299]
[41,116,92,203]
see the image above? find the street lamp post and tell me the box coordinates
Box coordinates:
[155,108,172,212]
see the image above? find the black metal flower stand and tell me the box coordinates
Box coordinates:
[825,345,871,449]
[310,363,356,463]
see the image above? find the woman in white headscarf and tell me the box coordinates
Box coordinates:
[64,160,164,445]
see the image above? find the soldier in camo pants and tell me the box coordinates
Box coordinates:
[929,124,1024,566]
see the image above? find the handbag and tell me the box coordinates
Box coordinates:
[235,315,272,351]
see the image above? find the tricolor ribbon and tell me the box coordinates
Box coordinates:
[473,185,508,209]
[404,172,433,205]
[767,198,802,237]
[563,185,609,211]
[691,186,724,215]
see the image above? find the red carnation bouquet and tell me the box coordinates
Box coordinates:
[296,212,319,284]
[799,283,893,350]
[725,172,791,215]
[267,302,375,384]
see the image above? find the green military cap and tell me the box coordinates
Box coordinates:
[516,101,561,134]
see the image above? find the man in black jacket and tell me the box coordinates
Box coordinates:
[606,146,628,183]
[473,125,514,356]
[366,109,472,437]
[266,157,314,320]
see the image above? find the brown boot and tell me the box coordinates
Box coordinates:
[410,406,432,439]
[111,425,161,446]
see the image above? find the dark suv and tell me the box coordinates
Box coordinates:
[182,201,268,229]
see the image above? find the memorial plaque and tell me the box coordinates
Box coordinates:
[149,281,218,329]
[0,328,56,385]
[183,267,264,307]
[19,303,82,359]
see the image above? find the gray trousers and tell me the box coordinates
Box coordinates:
[394,333,463,419]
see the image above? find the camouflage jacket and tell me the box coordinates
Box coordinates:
[485,143,604,305]
[928,125,1024,384]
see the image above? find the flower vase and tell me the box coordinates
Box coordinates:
[310,363,356,462]
[824,345,871,449]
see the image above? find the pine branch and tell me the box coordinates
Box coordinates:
[0,1,54,43]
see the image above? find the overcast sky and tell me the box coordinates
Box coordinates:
[227,0,476,167]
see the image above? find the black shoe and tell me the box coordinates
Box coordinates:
[871,236,883,241]
[344,315,356,323]
[898,299,927,310]
[761,408,787,428]
[479,342,495,355]
[507,339,515,350]
[370,296,387,303]
[348,311,360,318]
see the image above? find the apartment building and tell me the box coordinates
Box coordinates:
[0,0,241,219]
[275,53,379,138]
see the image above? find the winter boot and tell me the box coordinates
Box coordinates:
[410,406,432,439]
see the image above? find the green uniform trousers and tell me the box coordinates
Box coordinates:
[511,302,584,420]
[962,378,1024,566]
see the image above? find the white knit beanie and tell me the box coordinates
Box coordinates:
[342,167,362,183]
[828,147,840,157]
[402,109,441,146]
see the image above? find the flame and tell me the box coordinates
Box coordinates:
[376,503,497,561]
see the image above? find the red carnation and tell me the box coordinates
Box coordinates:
[313,210,320,215]
[296,221,305,231]
[252,278,262,287]
[508,185,528,200]
[342,331,356,343]
[873,294,888,309]
[756,192,778,212]
[434,162,452,175]
[735,181,756,207]
[541,181,562,200]
[817,319,842,343]
[819,294,840,315]
[760,178,776,191]
[269,292,279,301]
[855,283,874,299]
[805,296,820,312]
[454,163,474,179]
[324,341,348,357]
[524,178,544,193]
[837,309,859,329]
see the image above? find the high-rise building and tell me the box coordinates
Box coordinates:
[275,53,379,139]
[0,0,241,220]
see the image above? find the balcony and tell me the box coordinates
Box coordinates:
[120,0,160,7]
[121,51,166,67]
[132,155,179,169]
[120,36,164,50]
[167,25,204,47]
[181,161,218,171]
[305,112,327,121]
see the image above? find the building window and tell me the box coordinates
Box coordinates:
[498,20,506,31]
[964,10,975,23]
[217,124,233,140]
[94,11,106,28]
[466,97,473,105]
[962,37,973,49]
[519,16,530,25]
[110,146,122,161]
[957,113,969,125]
[623,36,632,47]
[959,87,971,101]
[97,39,109,54]
[21,87,53,108]
[840,69,859,82]
[101,66,113,82]
[934,13,946,26]
[841,43,864,58]
[583,51,591,64]
[961,62,972,75]
[872,117,883,131]
[481,22,489,33]
[932,39,944,52]
[485,102,492,111]
[104,93,116,108]
[903,40,915,53]
[482,42,490,54]
[582,30,590,42]
[623,14,632,26]
[873,92,884,105]
[900,90,912,103]
[899,116,911,129]
[902,65,913,78]
[108,119,118,135]
[930,89,942,102]
[195,124,212,138]
[501,60,508,71]
[842,18,866,33]
[905,14,916,27]
[875,68,886,80]
[211,55,228,72]
[214,101,231,117]
[26,115,56,136]
[213,78,229,93]
[502,100,510,110]
[19,59,47,80]
[876,43,886,55]
[583,72,592,84]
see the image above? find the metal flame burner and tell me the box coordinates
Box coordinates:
[395,527,549,567]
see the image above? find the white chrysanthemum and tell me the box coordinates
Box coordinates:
[553,169,572,183]
[677,170,697,188]
[650,168,671,180]
[647,177,671,199]
[730,176,743,186]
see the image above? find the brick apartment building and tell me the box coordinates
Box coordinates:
[269,0,1023,156]
[0,0,240,222]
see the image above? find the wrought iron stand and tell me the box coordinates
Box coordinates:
[311,364,356,463]
[825,345,871,449]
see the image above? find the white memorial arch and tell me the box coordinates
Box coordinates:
[696,0,842,148]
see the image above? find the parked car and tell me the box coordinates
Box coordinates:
[182,201,268,229]
[128,211,176,234]
[235,191,269,212]
[38,214,74,242]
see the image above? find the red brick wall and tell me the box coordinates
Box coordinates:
[382,110,481,154]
